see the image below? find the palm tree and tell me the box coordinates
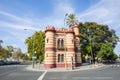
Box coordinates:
[66,14,78,27]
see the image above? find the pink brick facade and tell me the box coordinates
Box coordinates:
[44,25,82,68]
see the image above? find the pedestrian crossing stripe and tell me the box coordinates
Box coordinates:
[110,64,120,67]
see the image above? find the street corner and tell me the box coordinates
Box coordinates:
[25,63,108,73]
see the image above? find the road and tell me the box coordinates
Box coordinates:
[0,64,43,80]
[0,62,120,80]
[43,62,120,80]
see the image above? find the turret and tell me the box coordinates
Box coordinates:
[71,25,81,66]
[66,29,75,67]
[71,25,80,51]
[71,25,80,36]
[44,26,56,68]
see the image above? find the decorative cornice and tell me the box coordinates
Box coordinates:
[71,25,78,29]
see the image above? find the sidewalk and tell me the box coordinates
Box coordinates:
[26,63,106,72]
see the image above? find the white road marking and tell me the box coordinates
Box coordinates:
[117,65,119,67]
[0,69,18,76]
[37,70,47,80]
[110,64,120,67]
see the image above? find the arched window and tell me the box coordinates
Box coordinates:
[61,39,64,48]
[57,39,60,49]
[58,54,60,62]
[61,54,64,62]
[59,39,62,48]
[58,54,64,63]
[57,39,64,50]
[72,39,74,44]
[46,38,49,43]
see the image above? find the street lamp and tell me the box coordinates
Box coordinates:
[64,13,68,69]
[24,29,36,68]
[87,29,94,64]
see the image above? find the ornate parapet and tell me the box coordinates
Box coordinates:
[65,29,74,34]
[55,28,74,34]
[45,26,55,32]
[45,26,77,34]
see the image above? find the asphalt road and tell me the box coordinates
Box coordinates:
[0,62,120,80]
[0,64,43,80]
[43,62,120,80]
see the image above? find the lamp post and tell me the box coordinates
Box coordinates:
[24,29,36,68]
[32,43,35,68]
[87,29,94,64]
[64,13,68,69]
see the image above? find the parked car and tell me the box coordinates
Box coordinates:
[0,60,21,65]
[5,61,21,65]
[0,60,5,66]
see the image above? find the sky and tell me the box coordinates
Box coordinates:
[0,0,120,55]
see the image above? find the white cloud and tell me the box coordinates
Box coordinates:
[78,0,120,30]
[54,0,74,16]
[0,0,75,52]
[0,21,39,31]
[1,0,120,53]
[0,0,74,31]
[25,0,75,30]
[39,0,75,28]
[77,0,120,54]
[0,10,32,24]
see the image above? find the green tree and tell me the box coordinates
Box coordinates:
[6,45,14,57]
[78,22,118,60]
[20,54,29,61]
[25,31,45,62]
[0,40,9,60]
[12,48,22,61]
[0,47,8,60]
[97,43,118,62]
[66,14,78,27]
[113,53,118,60]
[97,43,114,60]
[0,40,3,48]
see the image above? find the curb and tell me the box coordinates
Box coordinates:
[25,64,106,72]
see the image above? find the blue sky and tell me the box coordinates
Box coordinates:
[0,0,120,54]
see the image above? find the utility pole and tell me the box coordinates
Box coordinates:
[88,29,94,64]
[24,29,36,68]
[64,13,68,70]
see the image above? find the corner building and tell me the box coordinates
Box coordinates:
[44,25,82,68]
